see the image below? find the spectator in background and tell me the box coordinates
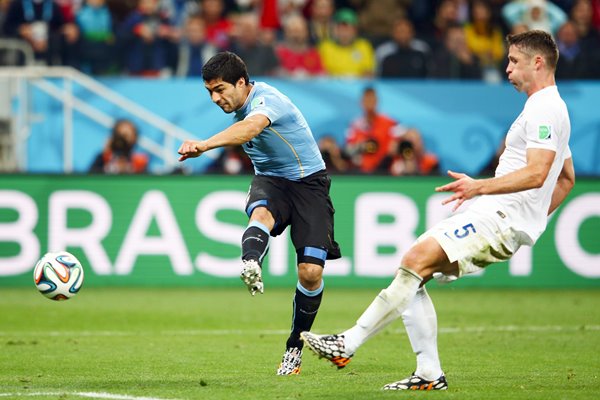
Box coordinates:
[376,17,430,78]
[276,12,325,78]
[105,0,144,24]
[255,0,281,36]
[502,0,568,35]
[571,0,600,78]
[429,23,483,79]
[0,0,9,24]
[2,0,80,66]
[175,13,217,76]
[571,0,596,37]
[76,0,116,75]
[54,0,80,23]
[419,0,461,51]
[510,21,531,35]
[351,0,408,46]
[555,20,594,78]
[0,0,14,64]
[464,0,505,82]
[118,0,178,76]
[160,0,200,28]
[454,0,470,24]
[344,86,405,173]
[201,0,233,49]
[385,128,439,176]
[318,8,375,78]
[89,119,149,174]
[206,145,254,174]
[255,0,308,45]
[307,0,335,44]
[318,135,350,173]
[592,0,600,29]
[228,11,279,76]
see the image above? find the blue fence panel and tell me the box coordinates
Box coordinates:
[24,79,600,176]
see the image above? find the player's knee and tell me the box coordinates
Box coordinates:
[249,206,275,229]
[298,263,323,289]
[400,248,429,277]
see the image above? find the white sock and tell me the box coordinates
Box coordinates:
[401,287,443,381]
[342,267,422,354]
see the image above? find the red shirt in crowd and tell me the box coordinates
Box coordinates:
[346,113,398,173]
[275,45,325,76]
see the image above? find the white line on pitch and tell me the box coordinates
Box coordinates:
[0,392,177,400]
[0,325,598,338]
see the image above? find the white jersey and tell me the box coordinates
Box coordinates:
[469,85,571,244]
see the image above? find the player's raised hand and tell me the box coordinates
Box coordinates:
[435,170,480,212]
[178,140,204,162]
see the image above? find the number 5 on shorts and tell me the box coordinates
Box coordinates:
[445,223,476,239]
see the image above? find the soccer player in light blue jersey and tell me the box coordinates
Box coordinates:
[178,52,341,375]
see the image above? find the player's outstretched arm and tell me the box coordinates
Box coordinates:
[548,157,575,215]
[177,115,271,162]
[435,148,556,211]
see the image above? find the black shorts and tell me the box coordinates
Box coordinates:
[245,170,341,263]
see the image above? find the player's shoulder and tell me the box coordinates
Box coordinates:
[525,86,567,115]
[252,81,287,102]
[253,81,281,94]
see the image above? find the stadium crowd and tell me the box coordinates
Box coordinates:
[1,0,599,80]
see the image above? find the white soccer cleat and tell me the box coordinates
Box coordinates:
[240,259,264,296]
[276,347,302,375]
[300,332,353,369]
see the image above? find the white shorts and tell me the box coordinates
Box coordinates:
[417,208,527,279]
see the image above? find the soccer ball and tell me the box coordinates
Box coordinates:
[33,251,84,301]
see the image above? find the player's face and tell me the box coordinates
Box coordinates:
[204,78,247,113]
[506,45,535,93]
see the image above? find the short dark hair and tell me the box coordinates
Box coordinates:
[506,30,559,71]
[363,85,376,95]
[111,119,138,138]
[202,52,250,85]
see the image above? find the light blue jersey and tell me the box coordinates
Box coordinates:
[234,81,325,180]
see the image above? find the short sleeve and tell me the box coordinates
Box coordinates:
[524,106,558,152]
[246,94,285,125]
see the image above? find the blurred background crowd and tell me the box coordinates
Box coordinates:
[1,0,598,176]
[1,0,599,81]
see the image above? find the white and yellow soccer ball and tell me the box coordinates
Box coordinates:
[33,251,84,301]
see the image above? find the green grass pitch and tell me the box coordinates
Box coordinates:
[1,287,599,400]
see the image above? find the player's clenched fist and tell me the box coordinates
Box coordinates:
[178,140,205,162]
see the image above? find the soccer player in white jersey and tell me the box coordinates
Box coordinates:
[177,52,341,375]
[301,30,575,390]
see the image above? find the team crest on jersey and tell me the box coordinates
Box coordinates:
[538,125,551,139]
[251,97,265,109]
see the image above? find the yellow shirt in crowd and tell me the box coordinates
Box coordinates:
[318,38,376,78]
